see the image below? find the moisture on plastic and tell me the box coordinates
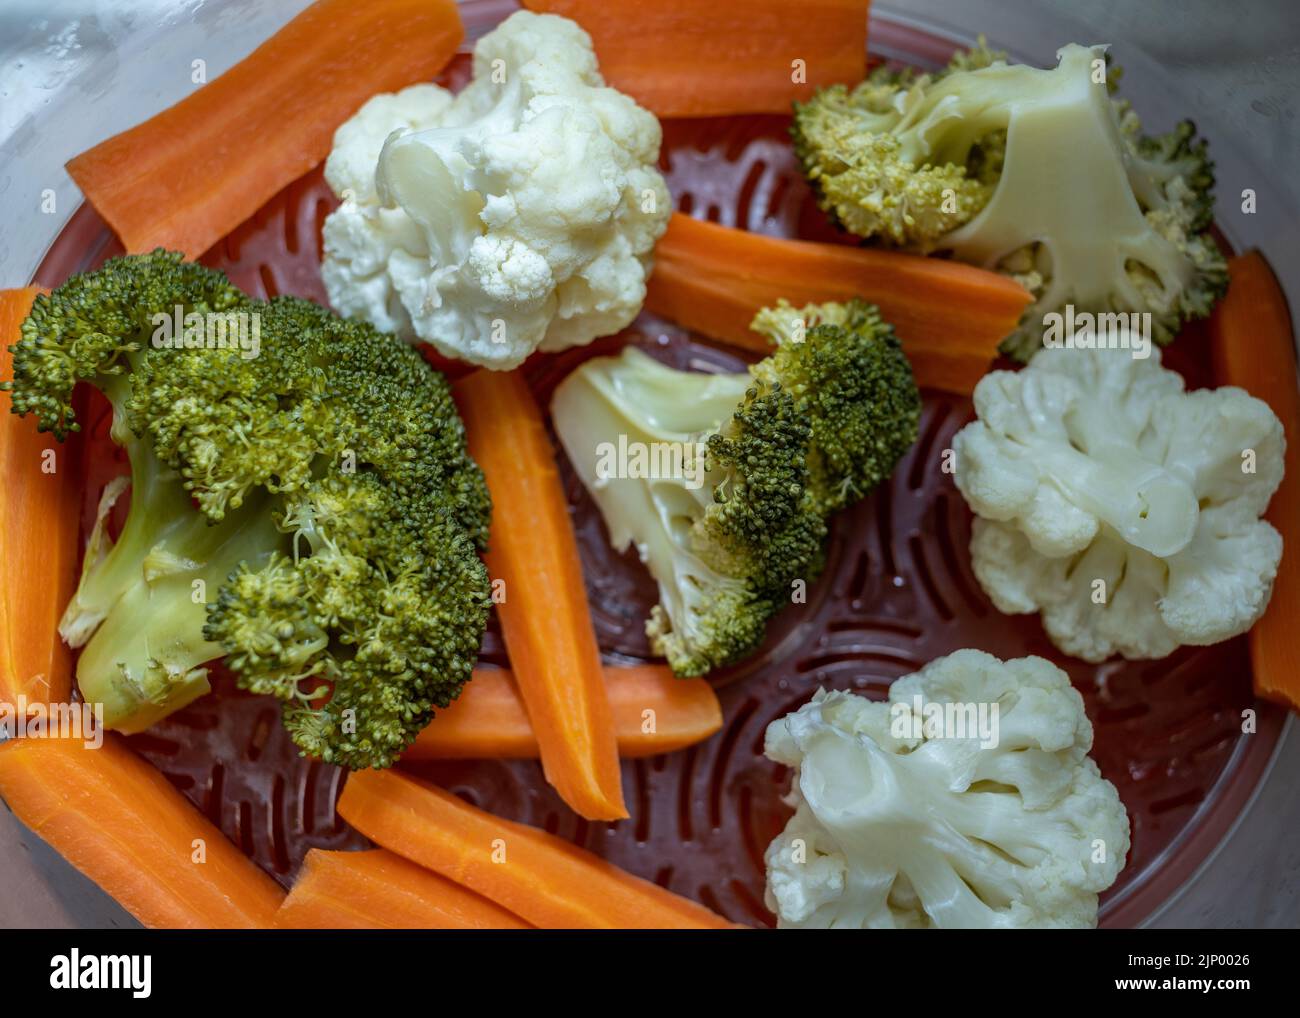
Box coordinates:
[36,53,1282,930]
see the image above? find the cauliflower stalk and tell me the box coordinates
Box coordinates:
[793,42,1227,360]
[321,10,671,369]
[765,650,1130,929]
[954,342,1285,662]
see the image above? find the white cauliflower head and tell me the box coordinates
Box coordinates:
[764,650,1130,929]
[953,342,1285,661]
[320,10,671,369]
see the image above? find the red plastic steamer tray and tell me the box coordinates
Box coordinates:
[24,12,1287,929]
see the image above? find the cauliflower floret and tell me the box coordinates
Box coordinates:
[764,650,1130,929]
[323,84,454,205]
[953,341,1285,661]
[320,10,671,369]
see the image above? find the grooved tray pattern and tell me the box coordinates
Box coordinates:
[35,55,1281,930]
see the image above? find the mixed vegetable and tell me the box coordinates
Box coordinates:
[7,253,491,769]
[321,11,671,369]
[793,40,1227,360]
[765,650,1129,928]
[552,299,919,676]
[0,0,1293,932]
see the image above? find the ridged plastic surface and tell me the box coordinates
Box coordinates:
[37,53,1282,930]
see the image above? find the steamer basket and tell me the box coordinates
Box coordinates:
[2,0,1297,929]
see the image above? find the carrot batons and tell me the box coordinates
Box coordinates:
[67,0,464,259]
[1209,251,1300,712]
[275,849,529,929]
[338,768,737,929]
[406,664,722,760]
[0,288,79,707]
[0,734,284,928]
[646,213,1032,393]
[455,371,626,820]
[522,0,869,117]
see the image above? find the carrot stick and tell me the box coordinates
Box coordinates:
[338,768,738,929]
[275,849,530,929]
[0,288,79,708]
[454,370,626,820]
[521,0,869,117]
[406,664,722,760]
[0,733,284,928]
[66,0,464,259]
[645,213,1032,393]
[1209,251,1300,712]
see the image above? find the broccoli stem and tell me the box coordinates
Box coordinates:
[59,404,194,645]
[68,418,285,732]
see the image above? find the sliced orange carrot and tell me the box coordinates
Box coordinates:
[455,370,626,820]
[646,213,1032,393]
[0,288,79,708]
[1209,251,1300,712]
[66,0,464,259]
[406,664,722,760]
[275,849,530,929]
[0,733,284,928]
[339,768,738,929]
[522,0,869,117]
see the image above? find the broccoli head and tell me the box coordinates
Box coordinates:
[3,252,490,768]
[793,41,1227,360]
[550,299,919,676]
[791,39,1007,246]
[749,300,923,516]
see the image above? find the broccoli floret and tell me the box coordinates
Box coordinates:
[748,300,922,516]
[550,299,919,676]
[793,41,1228,361]
[130,292,491,544]
[2,252,490,768]
[792,40,1007,246]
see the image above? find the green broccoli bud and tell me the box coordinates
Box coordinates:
[6,250,245,439]
[3,253,490,768]
[791,41,1009,246]
[749,300,921,516]
[793,42,1228,360]
[551,299,919,676]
